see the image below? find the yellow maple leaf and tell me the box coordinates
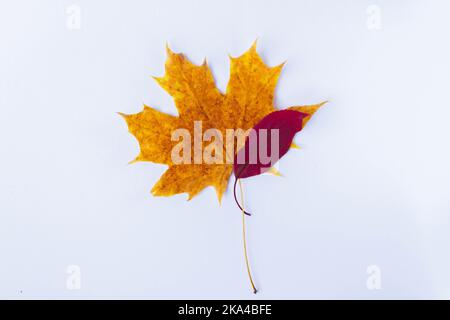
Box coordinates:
[120,42,325,201]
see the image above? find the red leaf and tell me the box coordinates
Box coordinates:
[233,110,308,215]
[234,110,308,178]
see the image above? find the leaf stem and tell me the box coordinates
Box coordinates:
[233,177,251,216]
[239,179,258,294]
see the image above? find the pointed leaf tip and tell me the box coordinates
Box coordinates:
[290,142,301,150]
[165,42,173,55]
[318,100,328,107]
[267,167,283,177]
[250,39,258,52]
[128,157,140,165]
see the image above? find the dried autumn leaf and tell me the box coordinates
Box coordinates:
[120,42,325,201]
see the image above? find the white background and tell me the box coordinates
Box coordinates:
[1,0,449,299]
